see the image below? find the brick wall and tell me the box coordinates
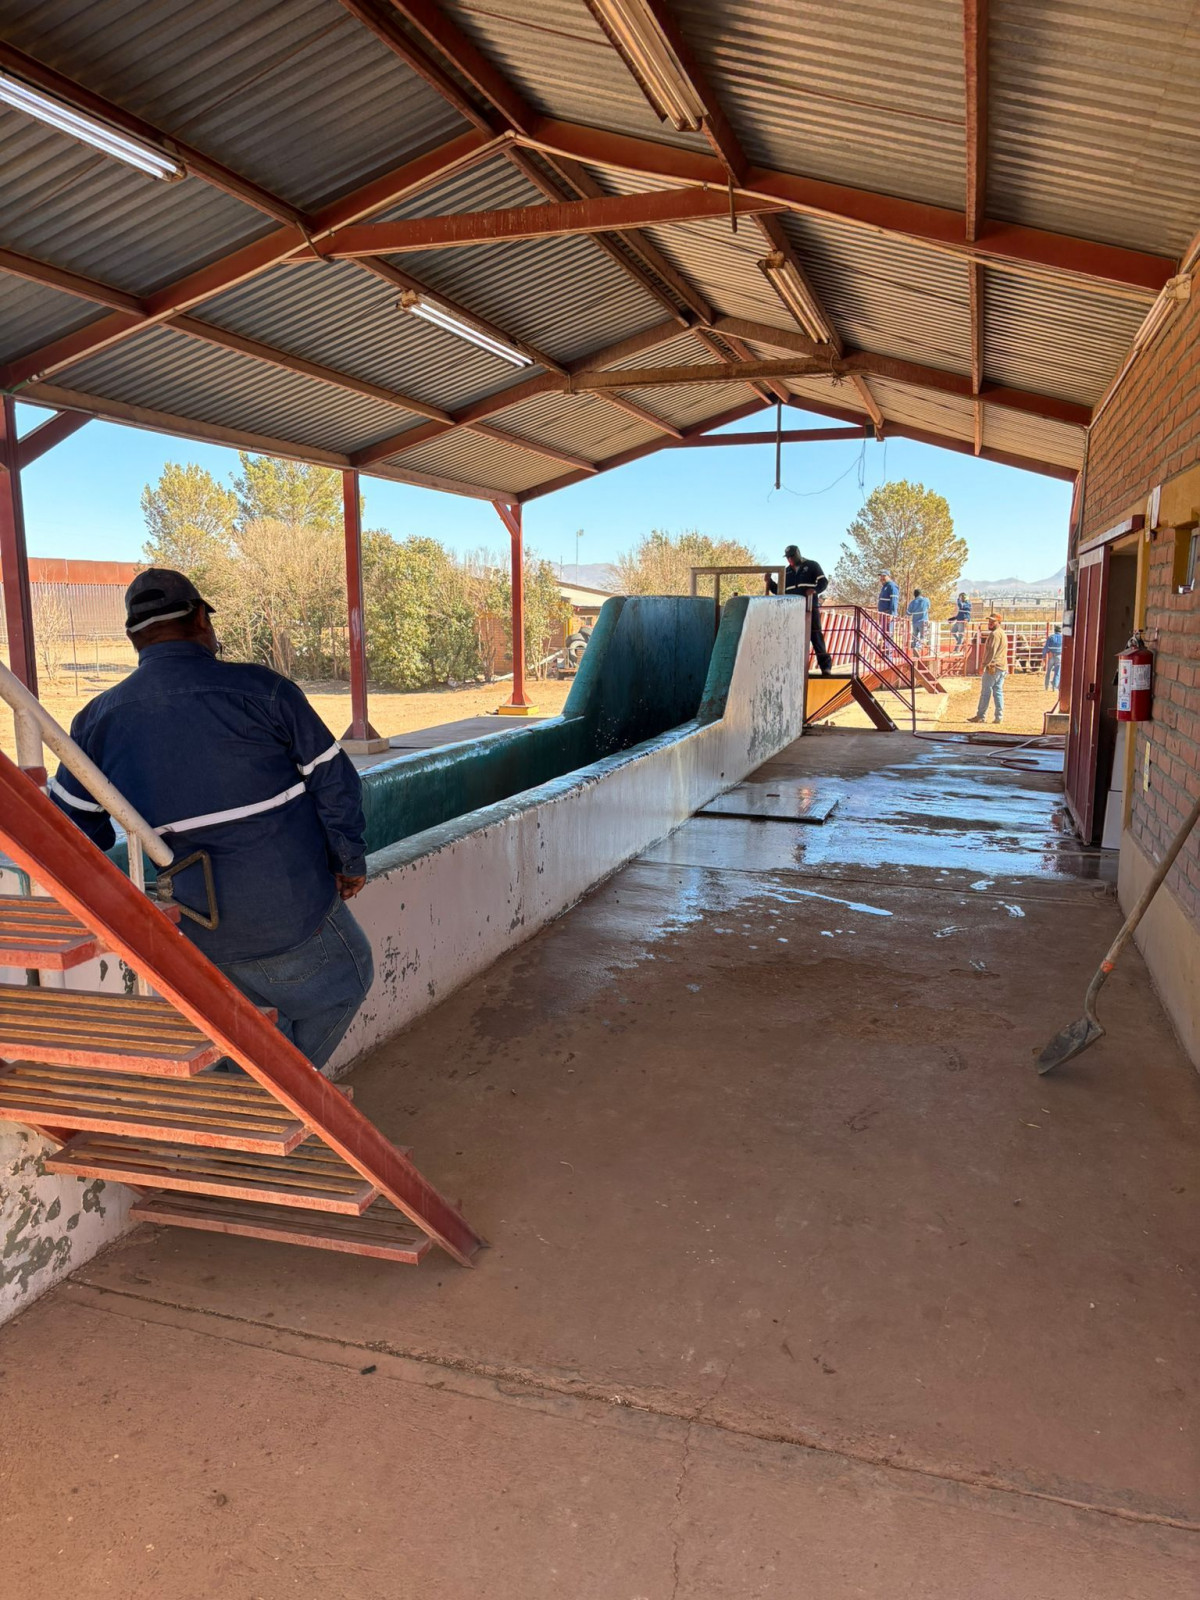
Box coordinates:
[1083,284,1200,924]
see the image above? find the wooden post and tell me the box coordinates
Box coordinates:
[338,468,387,754]
[494,500,536,715]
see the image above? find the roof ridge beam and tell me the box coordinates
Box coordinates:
[519,119,1176,295]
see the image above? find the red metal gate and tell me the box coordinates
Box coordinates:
[1064,545,1109,842]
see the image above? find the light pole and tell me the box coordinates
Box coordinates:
[574,528,584,581]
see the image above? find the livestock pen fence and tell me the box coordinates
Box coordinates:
[0,562,139,687]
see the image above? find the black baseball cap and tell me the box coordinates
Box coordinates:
[784,544,801,561]
[124,568,213,634]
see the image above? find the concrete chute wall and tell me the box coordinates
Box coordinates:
[334,595,808,1066]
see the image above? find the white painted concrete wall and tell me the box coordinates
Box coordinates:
[0,597,807,1322]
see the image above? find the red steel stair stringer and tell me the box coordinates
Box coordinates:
[0,750,484,1266]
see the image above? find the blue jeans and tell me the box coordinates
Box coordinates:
[1044,657,1060,690]
[216,899,374,1073]
[976,669,1006,721]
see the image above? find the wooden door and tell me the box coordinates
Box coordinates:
[1064,546,1109,842]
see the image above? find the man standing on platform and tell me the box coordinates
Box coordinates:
[877,571,900,634]
[766,544,834,676]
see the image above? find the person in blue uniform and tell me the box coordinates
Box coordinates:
[877,571,900,633]
[49,569,373,1074]
[906,588,931,652]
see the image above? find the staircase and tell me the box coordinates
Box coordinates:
[806,606,927,732]
[0,751,483,1269]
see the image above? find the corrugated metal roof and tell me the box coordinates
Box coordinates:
[0,275,99,366]
[0,0,471,212]
[498,391,660,461]
[983,269,1146,407]
[196,260,538,416]
[440,0,708,150]
[0,108,267,298]
[53,324,418,453]
[980,405,1085,470]
[989,1,1200,257]
[673,0,966,210]
[395,426,551,495]
[1,0,1154,494]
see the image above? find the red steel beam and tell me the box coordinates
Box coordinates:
[670,426,867,446]
[319,188,784,256]
[20,381,510,503]
[521,119,1177,294]
[386,0,537,135]
[0,129,496,389]
[887,421,1078,482]
[964,0,989,243]
[0,753,485,1264]
[16,410,90,470]
[600,392,683,438]
[519,398,770,501]
[335,0,495,132]
[0,246,143,315]
[493,501,532,708]
[708,316,1090,426]
[352,317,683,466]
[0,397,37,692]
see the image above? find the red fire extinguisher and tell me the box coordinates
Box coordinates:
[1117,632,1154,722]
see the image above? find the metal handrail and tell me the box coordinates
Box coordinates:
[0,659,172,875]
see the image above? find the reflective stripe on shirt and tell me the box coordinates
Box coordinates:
[156,742,342,834]
[47,776,106,813]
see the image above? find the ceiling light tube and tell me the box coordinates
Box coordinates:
[0,69,183,180]
[758,251,829,344]
[399,292,533,368]
[585,0,707,133]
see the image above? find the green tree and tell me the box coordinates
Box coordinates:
[830,480,967,612]
[140,462,236,589]
[523,556,571,678]
[363,532,480,690]
[234,453,341,530]
[615,528,760,598]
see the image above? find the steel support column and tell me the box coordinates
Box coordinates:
[339,470,387,754]
[494,501,535,715]
[0,396,36,694]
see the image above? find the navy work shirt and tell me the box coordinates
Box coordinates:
[877,579,900,615]
[49,642,367,964]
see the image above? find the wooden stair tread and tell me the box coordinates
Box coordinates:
[131,1191,432,1263]
[47,1130,378,1214]
[0,1061,306,1154]
[0,985,220,1075]
[0,895,106,969]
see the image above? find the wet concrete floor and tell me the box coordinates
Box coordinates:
[3,731,1197,1597]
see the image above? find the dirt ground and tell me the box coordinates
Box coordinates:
[0,669,573,761]
[3,732,1197,1598]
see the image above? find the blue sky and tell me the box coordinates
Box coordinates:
[16,400,1072,583]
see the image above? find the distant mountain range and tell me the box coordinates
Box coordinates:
[965,566,1065,593]
[557,562,621,590]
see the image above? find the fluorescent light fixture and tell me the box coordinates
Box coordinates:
[757,251,831,345]
[399,292,532,368]
[0,69,183,180]
[585,0,707,132]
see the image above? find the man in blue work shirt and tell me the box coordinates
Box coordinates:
[906,587,930,652]
[49,569,373,1074]
[1042,623,1063,691]
[877,571,899,634]
[949,591,972,651]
